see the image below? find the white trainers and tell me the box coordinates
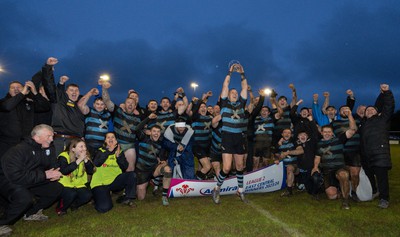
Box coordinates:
[0,225,12,236]
[23,209,49,221]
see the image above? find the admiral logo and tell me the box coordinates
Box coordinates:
[200,186,238,195]
[175,184,194,196]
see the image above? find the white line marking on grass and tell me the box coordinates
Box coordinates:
[248,202,304,237]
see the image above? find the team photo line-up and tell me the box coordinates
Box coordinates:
[0,57,395,232]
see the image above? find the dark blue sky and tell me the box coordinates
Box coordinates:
[0,0,399,109]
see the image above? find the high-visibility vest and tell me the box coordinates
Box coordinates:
[90,148,122,189]
[58,152,88,188]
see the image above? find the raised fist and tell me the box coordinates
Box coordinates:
[90,88,99,96]
[102,81,112,89]
[323,92,330,97]
[47,57,58,66]
[60,76,69,84]
[346,89,353,97]
[380,84,389,92]
[288,84,295,90]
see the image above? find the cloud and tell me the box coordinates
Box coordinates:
[293,4,400,107]
[57,25,284,106]
[0,1,58,93]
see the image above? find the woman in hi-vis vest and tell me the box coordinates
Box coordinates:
[57,138,94,215]
[90,132,136,213]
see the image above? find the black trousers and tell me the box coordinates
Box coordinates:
[60,187,92,212]
[0,180,63,225]
[371,166,390,201]
[92,171,136,213]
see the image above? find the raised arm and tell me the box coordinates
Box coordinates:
[101,81,115,112]
[376,84,395,122]
[346,89,355,111]
[238,65,248,100]
[321,92,330,115]
[344,109,357,139]
[78,88,99,115]
[289,84,297,108]
[221,66,233,99]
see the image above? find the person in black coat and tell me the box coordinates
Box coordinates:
[0,124,63,226]
[0,80,50,159]
[359,84,394,209]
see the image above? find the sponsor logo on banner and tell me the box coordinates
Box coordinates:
[175,184,195,196]
[168,162,286,198]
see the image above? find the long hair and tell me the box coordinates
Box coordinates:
[63,138,92,180]
[65,138,90,163]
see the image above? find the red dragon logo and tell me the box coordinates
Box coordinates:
[175,184,194,196]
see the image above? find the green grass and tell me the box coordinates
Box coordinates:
[12,145,400,237]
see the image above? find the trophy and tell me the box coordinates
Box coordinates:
[228,60,242,72]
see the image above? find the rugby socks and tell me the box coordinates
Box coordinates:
[153,176,162,186]
[162,188,168,197]
[196,170,207,180]
[216,170,227,187]
[237,170,244,192]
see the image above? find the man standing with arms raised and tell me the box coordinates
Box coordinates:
[212,63,248,204]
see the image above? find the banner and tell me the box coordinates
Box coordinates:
[168,162,286,198]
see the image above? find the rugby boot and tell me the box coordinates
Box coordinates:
[237,191,249,203]
[212,187,221,204]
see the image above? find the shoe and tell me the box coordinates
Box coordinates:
[297,184,305,191]
[280,190,293,197]
[212,187,220,204]
[162,196,169,206]
[236,191,249,203]
[116,195,126,204]
[341,199,350,210]
[120,198,136,207]
[372,192,380,200]
[23,209,49,221]
[0,225,12,236]
[378,199,389,209]
[152,186,159,196]
[351,192,361,202]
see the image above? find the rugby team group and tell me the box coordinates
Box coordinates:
[0,57,395,236]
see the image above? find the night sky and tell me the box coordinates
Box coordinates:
[0,0,399,109]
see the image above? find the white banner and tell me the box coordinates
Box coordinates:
[168,162,286,198]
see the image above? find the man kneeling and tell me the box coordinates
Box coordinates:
[135,121,172,206]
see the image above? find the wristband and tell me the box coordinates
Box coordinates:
[227,71,232,76]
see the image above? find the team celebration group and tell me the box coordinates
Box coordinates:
[0,57,395,235]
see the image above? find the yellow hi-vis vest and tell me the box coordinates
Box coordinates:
[58,151,88,188]
[90,148,122,189]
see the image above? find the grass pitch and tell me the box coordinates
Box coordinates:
[12,145,400,237]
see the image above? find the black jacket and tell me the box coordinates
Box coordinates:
[360,90,395,168]
[0,137,58,187]
[0,93,50,144]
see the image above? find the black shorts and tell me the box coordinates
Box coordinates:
[210,151,222,163]
[135,170,153,185]
[322,167,348,190]
[221,132,247,155]
[344,152,361,167]
[193,146,210,160]
[253,137,272,158]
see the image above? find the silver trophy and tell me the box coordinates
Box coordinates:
[228,60,241,72]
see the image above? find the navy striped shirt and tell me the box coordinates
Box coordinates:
[220,96,247,134]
